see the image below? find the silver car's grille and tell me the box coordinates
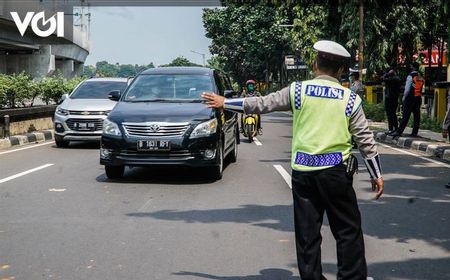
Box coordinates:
[122,122,190,137]
[66,118,104,131]
[69,110,109,115]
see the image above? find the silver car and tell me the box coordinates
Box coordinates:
[54,78,129,147]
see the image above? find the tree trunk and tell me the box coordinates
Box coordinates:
[358,0,364,80]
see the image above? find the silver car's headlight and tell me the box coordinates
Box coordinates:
[56,107,69,116]
[103,118,122,136]
[190,119,217,139]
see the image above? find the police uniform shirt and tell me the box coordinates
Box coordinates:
[224,75,382,178]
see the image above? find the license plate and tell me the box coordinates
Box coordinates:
[75,122,95,130]
[137,140,171,151]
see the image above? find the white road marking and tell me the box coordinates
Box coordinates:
[253,137,262,146]
[378,142,450,169]
[0,141,53,155]
[0,163,54,184]
[48,188,66,192]
[273,164,292,189]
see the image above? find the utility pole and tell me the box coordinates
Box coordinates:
[191,50,206,67]
[358,0,364,79]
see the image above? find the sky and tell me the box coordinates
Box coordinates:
[84,6,217,67]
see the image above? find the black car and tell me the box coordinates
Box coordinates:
[100,67,239,180]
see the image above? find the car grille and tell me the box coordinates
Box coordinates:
[122,122,190,137]
[68,110,108,115]
[66,118,104,131]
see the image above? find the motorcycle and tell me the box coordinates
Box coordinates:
[242,114,259,142]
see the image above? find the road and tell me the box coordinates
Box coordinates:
[1,112,449,280]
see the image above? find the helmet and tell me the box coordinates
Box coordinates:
[245,80,256,86]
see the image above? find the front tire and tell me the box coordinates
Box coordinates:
[228,135,238,163]
[247,124,254,143]
[55,135,69,148]
[208,145,223,180]
[105,165,124,179]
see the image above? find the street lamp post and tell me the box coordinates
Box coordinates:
[191,50,206,67]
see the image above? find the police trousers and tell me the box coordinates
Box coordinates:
[397,95,422,135]
[292,164,367,280]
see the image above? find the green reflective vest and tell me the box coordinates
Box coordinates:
[289,78,362,171]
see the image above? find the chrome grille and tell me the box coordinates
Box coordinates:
[69,110,108,115]
[122,122,190,137]
[66,118,104,131]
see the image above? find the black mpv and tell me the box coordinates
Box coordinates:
[100,67,239,180]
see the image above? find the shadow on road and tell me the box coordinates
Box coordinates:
[126,204,294,232]
[51,141,100,150]
[95,164,226,185]
[172,268,300,279]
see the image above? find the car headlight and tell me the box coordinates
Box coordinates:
[103,118,122,136]
[56,107,69,116]
[190,119,217,139]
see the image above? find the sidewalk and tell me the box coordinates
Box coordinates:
[0,130,54,150]
[369,121,450,162]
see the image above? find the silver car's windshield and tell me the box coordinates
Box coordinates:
[123,74,213,102]
[71,81,127,99]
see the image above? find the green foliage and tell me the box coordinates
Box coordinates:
[362,101,386,122]
[84,62,155,77]
[407,114,443,132]
[40,75,70,105]
[0,74,87,108]
[159,57,202,67]
[203,4,292,86]
[0,73,33,108]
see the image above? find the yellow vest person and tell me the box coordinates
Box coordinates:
[202,40,384,280]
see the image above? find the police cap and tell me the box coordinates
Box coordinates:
[313,40,351,62]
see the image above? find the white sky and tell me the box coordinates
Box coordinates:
[84,7,215,67]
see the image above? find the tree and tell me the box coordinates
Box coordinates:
[203,4,292,89]
[159,57,201,67]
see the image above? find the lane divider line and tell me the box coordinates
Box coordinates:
[0,142,53,155]
[0,163,54,184]
[378,142,450,169]
[273,164,292,189]
[253,137,263,146]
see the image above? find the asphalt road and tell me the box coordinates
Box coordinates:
[1,112,449,280]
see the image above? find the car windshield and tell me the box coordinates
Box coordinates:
[70,81,127,99]
[123,74,213,102]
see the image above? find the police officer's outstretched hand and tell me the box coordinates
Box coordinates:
[202,93,225,109]
[371,177,384,200]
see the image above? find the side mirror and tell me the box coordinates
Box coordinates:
[224,90,236,98]
[58,94,68,104]
[108,90,121,101]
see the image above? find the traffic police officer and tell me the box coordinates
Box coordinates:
[202,40,384,280]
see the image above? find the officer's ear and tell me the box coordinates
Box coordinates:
[312,60,318,72]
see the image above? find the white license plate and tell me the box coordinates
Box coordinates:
[75,122,95,130]
[137,140,171,151]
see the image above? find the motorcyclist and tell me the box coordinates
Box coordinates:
[241,80,262,135]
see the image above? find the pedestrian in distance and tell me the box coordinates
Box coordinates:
[389,62,425,137]
[442,88,450,188]
[350,71,364,96]
[381,68,402,134]
[202,40,384,280]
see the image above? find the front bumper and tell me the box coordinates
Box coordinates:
[54,113,106,141]
[100,134,220,167]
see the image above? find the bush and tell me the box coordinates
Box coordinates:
[407,115,442,133]
[362,101,386,122]
[0,73,33,108]
[0,74,86,108]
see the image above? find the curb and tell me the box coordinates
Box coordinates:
[373,131,450,163]
[0,130,54,150]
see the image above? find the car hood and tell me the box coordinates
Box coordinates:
[108,102,214,123]
[61,98,117,111]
